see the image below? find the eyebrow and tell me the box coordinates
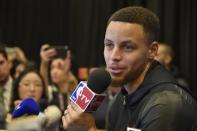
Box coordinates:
[20,79,42,83]
[104,38,137,46]
[122,40,137,46]
[104,38,113,43]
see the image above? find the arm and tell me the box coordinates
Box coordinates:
[39,44,56,94]
[14,47,28,63]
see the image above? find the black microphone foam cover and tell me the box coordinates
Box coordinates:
[87,69,111,94]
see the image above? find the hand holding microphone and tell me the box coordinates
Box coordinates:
[62,69,111,130]
[9,98,61,130]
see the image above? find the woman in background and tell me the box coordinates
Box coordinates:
[8,68,61,131]
[40,44,78,131]
[40,44,78,112]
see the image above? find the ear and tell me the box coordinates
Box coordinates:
[147,41,158,60]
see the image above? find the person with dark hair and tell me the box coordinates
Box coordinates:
[9,68,48,113]
[40,44,78,130]
[8,68,61,131]
[0,45,13,112]
[40,44,78,111]
[155,42,189,88]
[62,6,197,131]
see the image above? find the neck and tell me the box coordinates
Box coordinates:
[125,63,151,94]
[57,81,69,93]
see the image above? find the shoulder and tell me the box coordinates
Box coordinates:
[139,84,197,121]
[144,84,193,110]
[136,85,197,130]
[148,88,183,105]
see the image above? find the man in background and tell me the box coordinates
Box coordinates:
[155,42,189,88]
[0,45,13,112]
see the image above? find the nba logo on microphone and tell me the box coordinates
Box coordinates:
[70,81,95,111]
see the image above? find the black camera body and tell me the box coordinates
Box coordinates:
[50,45,69,58]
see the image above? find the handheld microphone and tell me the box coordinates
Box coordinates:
[70,69,111,112]
[12,98,40,118]
[11,98,61,130]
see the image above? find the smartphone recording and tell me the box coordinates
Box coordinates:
[51,45,69,58]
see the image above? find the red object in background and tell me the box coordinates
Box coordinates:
[78,67,88,80]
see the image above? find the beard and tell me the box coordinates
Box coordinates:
[110,65,147,88]
[110,76,126,87]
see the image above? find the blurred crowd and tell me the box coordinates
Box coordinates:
[0,43,121,131]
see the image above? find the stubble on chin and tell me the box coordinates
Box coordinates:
[110,77,125,87]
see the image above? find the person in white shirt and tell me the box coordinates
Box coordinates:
[0,46,13,112]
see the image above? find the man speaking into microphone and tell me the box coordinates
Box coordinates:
[62,6,197,131]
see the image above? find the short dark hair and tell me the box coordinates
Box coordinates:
[10,68,48,112]
[0,45,8,59]
[107,6,160,44]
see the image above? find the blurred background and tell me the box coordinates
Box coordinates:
[0,0,196,95]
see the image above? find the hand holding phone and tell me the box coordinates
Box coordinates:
[50,45,69,58]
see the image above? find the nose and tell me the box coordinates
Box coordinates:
[29,84,35,91]
[111,47,122,62]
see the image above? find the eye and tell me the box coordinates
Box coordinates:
[34,82,42,86]
[22,82,30,87]
[123,45,132,52]
[122,43,136,52]
[104,42,114,50]
[35,83,42,88]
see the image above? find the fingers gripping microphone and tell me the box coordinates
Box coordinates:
[70,69,111,112]
[12,98,40,118]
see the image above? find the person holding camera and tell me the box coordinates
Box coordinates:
[40,44,77,111]
[40,44,78,130]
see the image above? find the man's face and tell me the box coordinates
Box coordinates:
[104,21,152,86]
[0,54,10,84]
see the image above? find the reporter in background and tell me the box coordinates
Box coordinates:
[8,68,61,131]
[155,42,189,89]
[40,44,78,130]
[62,6,197,131]
[0,45,13,113]
[40,44,78,110]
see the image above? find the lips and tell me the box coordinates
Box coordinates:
[28,95,35,98]
[108,66,125,75]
